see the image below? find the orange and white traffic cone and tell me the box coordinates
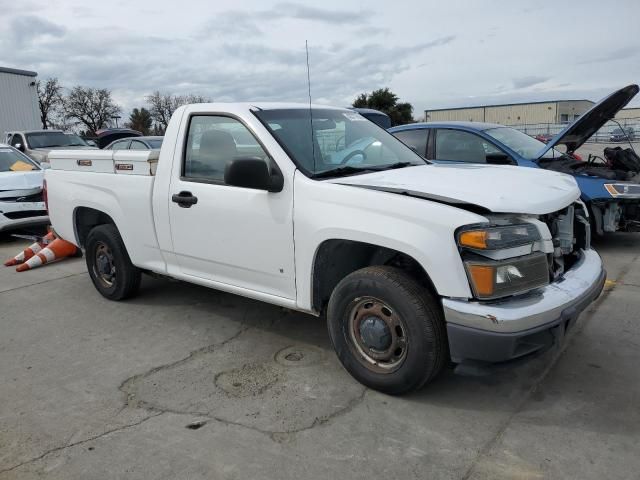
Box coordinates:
[16,237,78,272]
[4,231,56,266]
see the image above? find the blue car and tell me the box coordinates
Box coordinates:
[389,85,640,235]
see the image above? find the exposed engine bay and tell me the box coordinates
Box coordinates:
[539,147,640,234]
[540,203,590,280]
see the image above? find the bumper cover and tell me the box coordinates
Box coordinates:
[443,249,605,363]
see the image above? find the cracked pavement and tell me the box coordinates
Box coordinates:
[1,232,639,479]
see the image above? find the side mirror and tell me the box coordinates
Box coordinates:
[15,143,25,152]
[224,158,284,192]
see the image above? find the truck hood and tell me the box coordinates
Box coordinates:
[332,164,580,215]
[536,84,639,158]
[0,170,44,198]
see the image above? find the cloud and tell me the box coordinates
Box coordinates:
[512,76,551,89]
[200,3,373,37]
[9,15,66,46]
[578,46,638,65]
[267,2,371,24]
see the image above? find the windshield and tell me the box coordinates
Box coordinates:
[26,131,72,148]
[148,139,163,149]
[484,127,563,160]
[0,148,40,172]
[65,134,88,146]
[253,108,425,177]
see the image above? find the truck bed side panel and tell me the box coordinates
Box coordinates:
[45,169,166,272]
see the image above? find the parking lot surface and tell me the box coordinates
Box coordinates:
[1,231,639,479]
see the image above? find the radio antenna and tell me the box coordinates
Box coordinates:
[305,40,316,172]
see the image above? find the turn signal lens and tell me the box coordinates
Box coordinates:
[466,265,495,297]
[459,231,488,249]
[458,224,541,250]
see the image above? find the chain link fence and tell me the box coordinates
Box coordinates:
[507,117,639,143]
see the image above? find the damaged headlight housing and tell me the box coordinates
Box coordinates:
[457,224,549,300]
[458,224,541,250]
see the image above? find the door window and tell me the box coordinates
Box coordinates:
[111,140,130,150]
[393,129,428,157]
[130,140,148,150]
[183,115,268,182]
[435,129,490,163]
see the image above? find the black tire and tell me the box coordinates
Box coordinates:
[85,224,141,301]
[327,266,447,395]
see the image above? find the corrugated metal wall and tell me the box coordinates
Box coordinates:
[616,107,640,120]
[426,107,485,122]
[0,70,40,136]
[425,100,598,126]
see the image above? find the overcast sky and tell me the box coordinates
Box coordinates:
[1,0,639,117]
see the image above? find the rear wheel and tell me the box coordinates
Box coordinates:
[327,266,447,394]
[85,224,141,300]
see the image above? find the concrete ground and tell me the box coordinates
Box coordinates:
[0,230,638,479]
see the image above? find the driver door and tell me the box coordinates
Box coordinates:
[167,114,296,300]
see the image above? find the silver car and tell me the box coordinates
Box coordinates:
[0,144,48,232]
[4,130,97,164]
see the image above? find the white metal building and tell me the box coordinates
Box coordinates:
[425,99,595,125]
[0,66,40,135]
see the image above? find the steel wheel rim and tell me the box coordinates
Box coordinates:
[347,296,408,374]
[94,241,116,288]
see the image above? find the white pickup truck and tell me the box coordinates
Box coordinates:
[45,103,605,394]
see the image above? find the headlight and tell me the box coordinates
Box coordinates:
[464,252,549,300]
[458,224,541,250]
[604,183,640,198]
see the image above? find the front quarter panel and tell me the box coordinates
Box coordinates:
[294,172,488,311]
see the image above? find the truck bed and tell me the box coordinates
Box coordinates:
[45,149,166,273]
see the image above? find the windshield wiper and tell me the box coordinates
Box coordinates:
[312,162,419,179]
[312,166,380,179]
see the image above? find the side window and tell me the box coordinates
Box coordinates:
[129,140,147,150]
[393,129,428,157]
[184,115,268,182]
[111,140,130,150]
[435,129,488,163]
[10,134,23,148]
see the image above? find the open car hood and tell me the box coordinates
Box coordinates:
[332,164,580,215]
[536,84,639,159]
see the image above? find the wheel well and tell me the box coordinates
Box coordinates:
[74,207,116,247]
[312,239,437,313]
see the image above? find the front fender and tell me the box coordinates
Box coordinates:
[293,173,486,311]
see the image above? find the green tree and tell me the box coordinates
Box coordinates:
[352,88,414,126]
[127,107,153,135]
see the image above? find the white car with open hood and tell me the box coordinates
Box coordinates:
[44,103,605,394]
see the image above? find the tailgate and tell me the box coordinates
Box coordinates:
[47,150,159,175]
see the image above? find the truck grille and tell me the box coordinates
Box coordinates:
[0,191,43,202]
[540,203,590,280]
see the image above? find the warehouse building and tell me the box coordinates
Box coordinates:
[0,66,40,135]
[425,99,595,125]
[615,107,640,120]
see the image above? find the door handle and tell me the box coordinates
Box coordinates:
[172,191,198,208]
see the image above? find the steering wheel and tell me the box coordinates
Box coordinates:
[335,135,346,151]
[339,149,367,165]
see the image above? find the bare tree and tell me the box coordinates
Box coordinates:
[36,78,64,129]
[64,86,121,135]
[146,91,211,129]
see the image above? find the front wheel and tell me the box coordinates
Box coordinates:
[85,224,141,300]
[327,266,447,395]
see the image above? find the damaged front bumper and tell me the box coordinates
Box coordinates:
[442,249,605,363]
[0,200,48,232]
